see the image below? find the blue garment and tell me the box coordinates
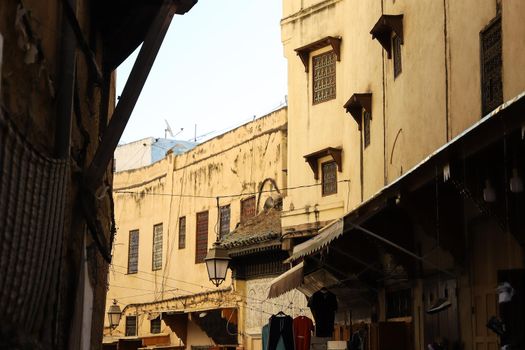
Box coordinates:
[262,322,287,350]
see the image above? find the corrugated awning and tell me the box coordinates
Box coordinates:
[284,219,343,263]
[267,262,304,299]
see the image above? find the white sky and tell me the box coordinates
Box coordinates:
[117,0,288,144]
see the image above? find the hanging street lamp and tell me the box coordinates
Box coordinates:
[205,241,231,287]
[107,299,122,330]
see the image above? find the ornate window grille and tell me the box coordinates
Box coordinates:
[480,16,502,116]
[364,111,371,148]
[313,51,336,104]
[322,161,338,196]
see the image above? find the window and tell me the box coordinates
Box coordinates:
[322,161,337,196]
[393,35,402,78]
[128,230,139,274]
[150,317,161,334]
[386,289,412,319]
[152,224,162,271]
[178,217,186,249]
[241,196,256,223]
[363,110,371,148]
[125,316,137,336]
[313,51,336,104]
[480,16,502,116]
[195,211,209,263]
[219,205,231,237]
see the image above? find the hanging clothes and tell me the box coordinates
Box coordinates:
[267,312,295,350]
[293,315,314,350]
[308,288,338,337]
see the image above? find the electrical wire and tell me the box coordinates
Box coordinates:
[114,179,351,200]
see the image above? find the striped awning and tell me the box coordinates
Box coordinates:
[267,262,304,299]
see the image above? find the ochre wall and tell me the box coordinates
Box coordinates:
[106,108,288,346]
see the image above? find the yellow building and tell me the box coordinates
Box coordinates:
[105,108,301,349]
[271,1,525,350]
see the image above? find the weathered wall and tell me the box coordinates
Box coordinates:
[280,0,525,240]
[0,0,116,348]
[106,108,288,345]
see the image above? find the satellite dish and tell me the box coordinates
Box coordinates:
[164,119,174,138]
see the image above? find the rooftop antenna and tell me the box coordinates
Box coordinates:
[165,119,174,139]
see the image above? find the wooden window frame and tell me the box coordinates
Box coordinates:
[240,196,256,223]
[125,315,137,336]
[393,35,402,78]
[152,223,163,271]
[195,211,209,264]
[363,110,371,148]
[322,161,338,196]
[127,230,139,274]
[480,15,502,116]
[312,50,337,104]
[150,317,161,334]
[219,204,231,238]
[178,216,186,249]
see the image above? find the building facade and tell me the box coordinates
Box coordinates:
[105,108,311,349]
[271,1,525,350]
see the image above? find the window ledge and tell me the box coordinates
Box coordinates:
[344,93,372,130]
[295,36,342,72]
[304,147,342,180]
[370,14,403,58]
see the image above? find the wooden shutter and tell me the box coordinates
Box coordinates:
[322,161,337,196]
[480,16,502,116]
[178,216,186,249]
[195,211,209,263]
[128,230,139,274]
[152,224,162,270]
[241,196,256,223]
[220,205,230,237]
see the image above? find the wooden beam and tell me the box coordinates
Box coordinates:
[85,0,177,190]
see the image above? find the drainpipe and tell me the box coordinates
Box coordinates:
[54,0,77,159]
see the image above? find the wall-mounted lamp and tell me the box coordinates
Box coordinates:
[107,299,122,330]
[483,180,496,202]
[510,168,523,193]
[205,242,231,287]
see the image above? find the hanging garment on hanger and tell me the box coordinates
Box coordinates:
[293,315,314,350]
[267,312,295,350]
[308,289,338,337]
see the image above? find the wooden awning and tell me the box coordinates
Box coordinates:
[267,262,304,299]
[344,93,372,129]
[370,14,403,58]
[295,36,342,72]
[304,147,342,180]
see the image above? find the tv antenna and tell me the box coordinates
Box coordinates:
[165,119,174,139]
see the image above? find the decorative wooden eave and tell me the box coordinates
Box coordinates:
[295,36,342,72]
[304,147,342,180]
[370,15,403,59]
[343,93,372,130]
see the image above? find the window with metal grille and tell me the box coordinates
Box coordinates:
[152,224,162,271]
[480,16,502,116]
[128,230,139,274]
[322,161,337,196]
[150,317,161,334]
[219,205,230,238]
[363,110,371,148]
[386,289,412,319]
[393,35,402,78]
[241,196,256,223]
[313,51,336,104]
[125,316,137,336]
[195,211,209,263]
[178,216,186,249]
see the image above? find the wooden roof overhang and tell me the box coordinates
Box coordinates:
[304,147,343,180]
[295,36,342,72]
[344,93,372,130]
[370,14,403,58]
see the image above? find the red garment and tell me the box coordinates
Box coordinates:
[293,316,314,350]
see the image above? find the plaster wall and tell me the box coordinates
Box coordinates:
[106,108,288,343]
